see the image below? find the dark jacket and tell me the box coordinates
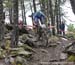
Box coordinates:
[60,23,65,31]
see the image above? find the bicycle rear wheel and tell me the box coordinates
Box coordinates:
[41,30,48,47]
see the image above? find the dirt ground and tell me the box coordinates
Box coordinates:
[27,37,74,65]
[0,37,74,65]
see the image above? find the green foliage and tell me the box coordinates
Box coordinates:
[67,24,75,32]
[68,55,75,62]
[66,24,75,39]
[65,32,75,40]
[3,0,13,8]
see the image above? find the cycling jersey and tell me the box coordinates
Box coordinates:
[33,11,46,25]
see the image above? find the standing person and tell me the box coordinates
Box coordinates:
[47,23,55,36]
[47,23,51,36]
[18,20,23,29]
[59,22,65,36]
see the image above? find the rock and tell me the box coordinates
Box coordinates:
[20,34,37,47]
[16,56,23,63]
[21,34,28,40]
[69,43,72,45]
[5,32,12,40]
[25,39,35,47]
[60,53,68,60]
[18,41,23,46]
[21,44,35,52]
[4,36,11,40]
[17,51,32,57]
[31,38,37,42]
[9,57,15,63]
[48,43,58,47]
[5,57,10,64]
[61,38,68,41]
[57,41,61,44]
[40,49,48,53]
[16,56,27,65]
[5,40,11,49]
[0,48,6,59]
[28,34,34,38]
[10,48,32,58]
[48,36,59,43]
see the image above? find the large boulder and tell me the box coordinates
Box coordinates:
[9,48,32,58]
[48,36,59,47]
[20,34,37,47]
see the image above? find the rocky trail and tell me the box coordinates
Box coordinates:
[0,34,74,65]
[27,37,73,65]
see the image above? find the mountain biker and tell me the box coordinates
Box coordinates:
[32,11,46,40]
[32,11,46,30]
[33,11,46,25]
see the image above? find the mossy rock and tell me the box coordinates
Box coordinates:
[15,56,27,65]
[48,36,59,43]
[20,34,29,43]
[20,44,33,51]
[0,48,6,59]
[22,34,28,40]
[10,48,24,51]
[17,51,32,58]
[5,40,11,50]
[10,48,32,58]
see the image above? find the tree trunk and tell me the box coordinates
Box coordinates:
[9,7,13,24]
[21,0,26,25]
[23,4,26,25]
[55,0,59,34]
[0,0,5,45]
[8,0,13,24]
[11,0,19,47]
[40,0,46,14]
[49,0,55,35]
[58,0,61,34]
[46,0,50,23]
[55,0,61,34]
[70,0,75,14]
[40,0,47,25]
[33,0,36,12]
[29,3,33,21]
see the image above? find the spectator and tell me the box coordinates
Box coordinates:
[18,20,23,29]
[59,22,65,36]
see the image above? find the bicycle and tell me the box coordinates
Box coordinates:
[34,24,49,47]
